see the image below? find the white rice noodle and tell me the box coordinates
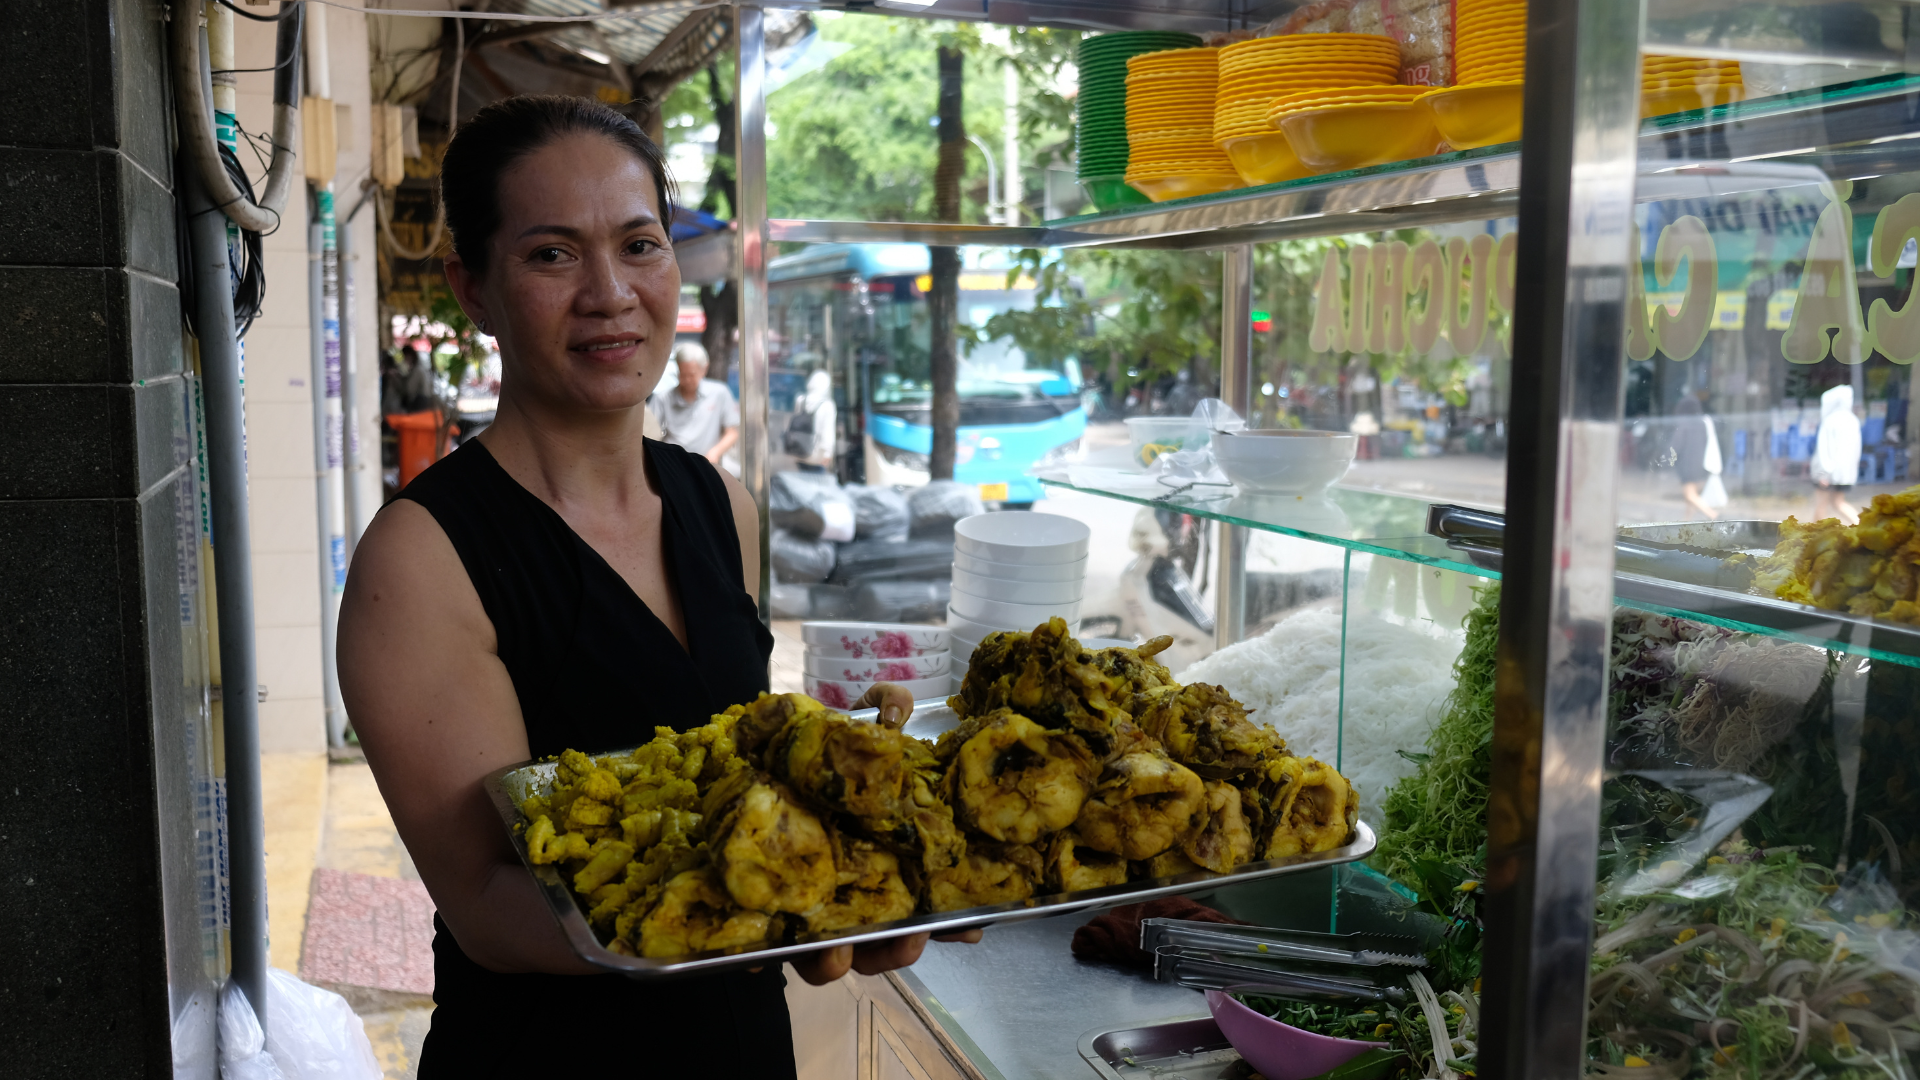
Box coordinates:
[1176,607,1461,823]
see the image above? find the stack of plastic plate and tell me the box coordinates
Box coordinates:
[1269,85,1438,173]
[947,512,1092,692]
[801,621,950,709]
[1452,0,1526,85]
[1214,34,1401,184]
[1642,54,1743,117]
[1124,47,1242,202]
[1076,30,1203,212]
[1421,0,1526,149]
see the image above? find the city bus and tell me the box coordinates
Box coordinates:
[766,243,1087,505]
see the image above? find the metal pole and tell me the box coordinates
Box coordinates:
[1478,1,1643,1077]
[339,197,367,553]
[308,201,348,749]
[1213,244,1253,651]
[735,5,771,618]
[1003,61,1020,226]
[187,20,268,1026]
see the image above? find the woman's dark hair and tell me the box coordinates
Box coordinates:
[439,95,676,276]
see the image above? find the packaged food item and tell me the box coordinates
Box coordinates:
[1262,0,1455,87]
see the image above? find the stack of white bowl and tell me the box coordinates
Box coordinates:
[947,512,1092,691]
[801,621,951,710]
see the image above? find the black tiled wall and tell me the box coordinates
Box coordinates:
[0,0,215,1075]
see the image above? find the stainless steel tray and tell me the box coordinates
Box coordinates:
[482,700,1377,980]
[1077,1015,1243,1080]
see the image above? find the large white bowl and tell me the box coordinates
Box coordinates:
[801,621,948,658]
[951,568,1084,606]
[953,511,1090,564]
[952,548,1089,582]
[1211,429,1358,495]
[803,673,949,710]
[803,651,949,681]
[949,590,1082,628]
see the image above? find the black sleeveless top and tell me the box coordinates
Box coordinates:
[397,438,792,1078]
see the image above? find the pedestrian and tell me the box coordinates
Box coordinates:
[1812,383,1862,525]
[647,341,739,463]
[336,95,972,1079]
[786,368,837,474]
[1671,396,1725,521]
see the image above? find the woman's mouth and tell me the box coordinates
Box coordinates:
[571,336,643,363]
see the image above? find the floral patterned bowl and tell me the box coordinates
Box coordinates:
[803,652,949,681]
[801,621,949,659]
[803,674,951,711]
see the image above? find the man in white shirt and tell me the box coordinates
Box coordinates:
[650,343,739,464]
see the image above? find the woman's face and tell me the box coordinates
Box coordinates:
[446,133,679,416]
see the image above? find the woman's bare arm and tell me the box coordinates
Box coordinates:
[337,500,597,975]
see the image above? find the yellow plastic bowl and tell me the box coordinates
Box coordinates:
[1421,82,1523,149]
[1219,131,1313,185]
[1279,101,1442,173]
[1124,171,1245,201]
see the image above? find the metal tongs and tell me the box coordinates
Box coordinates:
[1141,919,1425,1004]
[1426,504,1756,590]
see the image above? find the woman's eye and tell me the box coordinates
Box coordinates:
[627,239,660,256]
[534,247,566,263]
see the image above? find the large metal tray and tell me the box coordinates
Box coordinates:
[482,700,1377,980]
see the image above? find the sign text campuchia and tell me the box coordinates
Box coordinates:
[1306,191,1920,367]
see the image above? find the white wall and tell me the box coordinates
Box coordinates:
[232,2,378,752]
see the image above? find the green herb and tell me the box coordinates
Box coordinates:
[1235,984,1479,1080]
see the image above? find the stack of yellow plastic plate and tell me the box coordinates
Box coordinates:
[1453,0,1526,85]
[1125,48,1243,201]
[1214,34,1400,184]
[1268,85,1439,173]
[1643,54,1744,117]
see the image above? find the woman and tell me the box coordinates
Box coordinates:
[338,96,972,1076]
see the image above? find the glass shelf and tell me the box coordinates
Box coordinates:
[1043,476,1920,669]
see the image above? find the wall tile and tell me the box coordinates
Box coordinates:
[0,384,131,499]
[251,549,323,628]
[0,498,167,1077]
[112,0,173,184]
[134,375,189,497]
[245,398,319,481]
[130,270,183,381]
[255,623,323,702]
[245,475,319,555]
[0,267,121,383]
[0,147,107,267]
[0,2,101,152]
[117,152,178,280]
[256,695,327,754]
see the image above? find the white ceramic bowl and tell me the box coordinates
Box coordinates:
[949,590,1082,629]
[801,621,949,659]
[803,652,949,681]
[1125,416,1211,468]
[953,511,1090,564]
[952,548,1088,582]
[949,628,984,661]
[951,568,1084,606]
[946,607,1001,647]
[1211,429,1358,495]
[803,673,950,711]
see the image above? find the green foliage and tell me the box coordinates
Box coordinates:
[765,16,1005,222]
[1375,584,1499,887]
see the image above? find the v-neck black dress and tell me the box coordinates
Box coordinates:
[396,438,792,1077]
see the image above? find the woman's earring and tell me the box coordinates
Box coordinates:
[478,318,491,334]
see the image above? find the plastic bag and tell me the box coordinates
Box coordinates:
[908,480,985,540]
[770,527,837,584]
[828,538,958,587]
[261,968,382,1080]
[1263,0,1455,86]
[852,579,952,623]
[770,470,855,542]
[845,484,912,542]
[218,983,286,1080]
[1700,474,1729,509]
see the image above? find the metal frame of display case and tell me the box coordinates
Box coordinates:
[727,3,1920,1077]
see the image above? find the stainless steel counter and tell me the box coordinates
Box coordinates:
[892,908,1208,1080]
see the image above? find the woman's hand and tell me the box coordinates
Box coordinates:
[852,682,917,730]
[790,929,987,986]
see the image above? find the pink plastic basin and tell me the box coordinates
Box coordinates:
[1207,990,1387,1080]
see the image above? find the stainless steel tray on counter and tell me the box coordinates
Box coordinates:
[1077,1015,1243,1080]
[482,700,1377,980]
[1428,509,1920,667]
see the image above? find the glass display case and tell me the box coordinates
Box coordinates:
[719,3,1920,1077]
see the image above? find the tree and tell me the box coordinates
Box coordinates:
[928,44,965,480]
